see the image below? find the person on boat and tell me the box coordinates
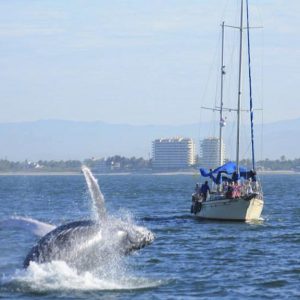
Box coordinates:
[194,183,201,194]
[222,181,229,193]
[248,170,257,182]
[191,183,203,213]
[233,182,241,198]
[192,183,201,202]
[232,171,239,182]
[200,181,210,201]
[249,177,259,192]
[245,180,253,194]
[226,182,234,198]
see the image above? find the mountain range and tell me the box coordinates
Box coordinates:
[0,118,299,161]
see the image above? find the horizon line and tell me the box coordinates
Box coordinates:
[0,116,299,126]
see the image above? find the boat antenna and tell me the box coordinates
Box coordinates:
[236,0,244,177]
[246,0,255,171]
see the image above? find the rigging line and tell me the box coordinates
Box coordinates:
[246,0,255,171]
[241,140,252,161]
[204,29,222,139]
[260,99,265,163]
[227,118,236,162]
[260,21,265,164]
[219,0,231,24]
[197,25,221,138]
[225,23,239,115]
[212,53,221,138]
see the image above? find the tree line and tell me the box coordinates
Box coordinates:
[0,156,299,172]
[0,156,151,172]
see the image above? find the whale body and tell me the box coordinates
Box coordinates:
[23,219,154,268]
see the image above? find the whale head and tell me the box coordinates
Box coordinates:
[114,223,155,253]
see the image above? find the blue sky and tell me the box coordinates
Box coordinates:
[0,0,299,125]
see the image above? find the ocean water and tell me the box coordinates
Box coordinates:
[0,173,299,299]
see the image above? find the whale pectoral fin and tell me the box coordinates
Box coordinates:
[2,216,56,237]
[82,166,107,221]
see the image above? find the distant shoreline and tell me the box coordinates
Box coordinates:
[0,170,298,176]
[259,170,298,175]
[0,171,81,176]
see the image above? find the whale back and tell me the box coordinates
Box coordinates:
[23,220,97,268]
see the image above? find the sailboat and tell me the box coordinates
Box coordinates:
[191,0,264,221]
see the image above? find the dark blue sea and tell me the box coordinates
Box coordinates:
[0,173,299,299]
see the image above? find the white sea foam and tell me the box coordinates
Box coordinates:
[5,261,161,291]
[246,216,265,225]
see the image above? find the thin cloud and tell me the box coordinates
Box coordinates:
[0,25,64,38]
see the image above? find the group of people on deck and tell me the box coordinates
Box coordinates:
[223,181,248,198]
[193,170,258,201]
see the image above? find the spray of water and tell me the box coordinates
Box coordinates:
[2,261,161,292]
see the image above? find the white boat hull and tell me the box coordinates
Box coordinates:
[195,196,263,221]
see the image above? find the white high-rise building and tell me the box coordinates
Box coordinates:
[152,137,196,169]
[200,137,225,170]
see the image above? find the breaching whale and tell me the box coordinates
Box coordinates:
[23,167,154,268]
[23,219,154,268]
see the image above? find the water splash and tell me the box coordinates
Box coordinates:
[2,261,162,292]
[0,216,55,237]
[81,165,106,221]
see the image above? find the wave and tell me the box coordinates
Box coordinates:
[142,214,194,222]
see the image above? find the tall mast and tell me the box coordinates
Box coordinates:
[236,0,244,176]
[219,21,225,166]
[246,0,256,171]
